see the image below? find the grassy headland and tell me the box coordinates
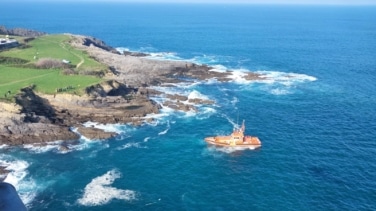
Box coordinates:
[0,34,105,101]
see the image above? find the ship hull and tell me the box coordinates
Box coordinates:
[205,137,261,148]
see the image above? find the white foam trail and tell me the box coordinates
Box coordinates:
[118,143,136,150]
[144,137,151,142]
[77,169,137,206]
[158,121,170,135]
[0,144,7,149]
[221,114,238,129]
[195,107,217,120]
[269,88,291,95]
[231,97,239,106]
[117,142,145,150]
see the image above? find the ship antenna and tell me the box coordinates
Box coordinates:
[237,111,239,129]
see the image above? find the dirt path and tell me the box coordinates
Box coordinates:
[59,42,85,68]
[39,37,85,68]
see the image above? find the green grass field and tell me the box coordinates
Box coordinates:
[1,34,107,71]
[0,65,101,100]
[0,34,106,101]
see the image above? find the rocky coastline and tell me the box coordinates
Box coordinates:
[0,32,263,148]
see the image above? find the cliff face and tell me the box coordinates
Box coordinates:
[0,88,79,145]
[0,80,161,146]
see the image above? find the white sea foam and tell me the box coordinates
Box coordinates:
[2,159,38,206]
[209,65,227,73]
[82,122,123,134]
[148,51,182,61]
[221,114,238,129]
[215,146,257,153]
[116,47,130,53]
[257,70,317,83]
[117,142,145,150]
[158,121,170,135]
[3,160,29,187]
[195,107,217,120]
[144,106,174,121]
[231,97,239,106]
[227,69,250,84]
[144,137,151,142]
[187,90,210,101]
[189,54,219,64]
[23,142,61,154]
[77,169,137,206]
[0,144,7,149]
[116,47,178,60]
[269,88,291,95]
[205,145,257,155]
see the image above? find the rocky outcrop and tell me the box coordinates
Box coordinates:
[69,34,119,54]
[123,51,149,57]
[0,81,163,145]
[77,127,116,140]
[69,34,263,87]
[0,88,79,145]
[0,122,79,145]
[0,26,46,37]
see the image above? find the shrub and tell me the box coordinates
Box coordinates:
[62,68,76,75]
[0,56,28,65]
[35,58,66,69]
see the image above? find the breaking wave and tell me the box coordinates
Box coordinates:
[1,158,37,207]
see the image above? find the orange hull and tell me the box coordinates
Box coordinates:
[204,120,261,148]
[205,136,261,148]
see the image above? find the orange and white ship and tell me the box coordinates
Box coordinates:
[204,120,261,148]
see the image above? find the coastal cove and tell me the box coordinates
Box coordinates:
[1,3,376,210]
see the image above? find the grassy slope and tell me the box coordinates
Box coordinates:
[0,34,104,101]
[1,34,107,70]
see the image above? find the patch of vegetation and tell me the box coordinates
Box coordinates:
[0,56,28,65]
[0,66,101,101]
[0,34,108,101]
[0,34,107,71]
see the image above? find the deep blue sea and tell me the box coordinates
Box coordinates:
[1,3,376,210]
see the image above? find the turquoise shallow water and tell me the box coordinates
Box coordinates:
[1,3,376,210]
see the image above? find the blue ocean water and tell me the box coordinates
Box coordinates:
[1,3,376,210]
